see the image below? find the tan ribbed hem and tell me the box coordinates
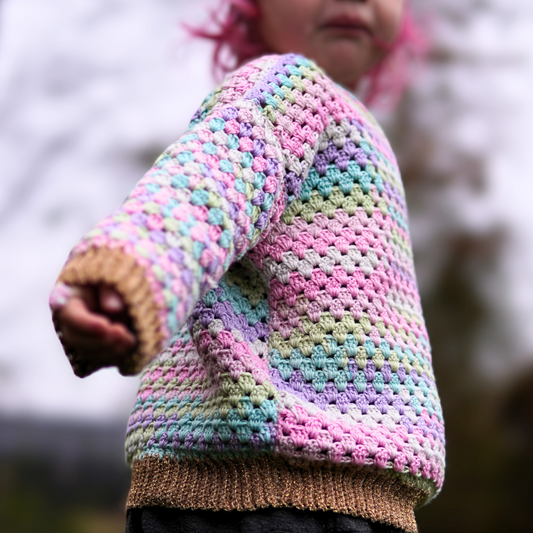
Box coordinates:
[127,456,429,532]
[58,247,165,375]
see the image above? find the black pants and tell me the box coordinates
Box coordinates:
[126,507,406,533]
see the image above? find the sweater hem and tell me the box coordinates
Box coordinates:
[126,455,428,533]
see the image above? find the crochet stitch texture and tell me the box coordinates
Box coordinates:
[53,54,444,532]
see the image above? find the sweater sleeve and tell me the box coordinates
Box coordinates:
[52,54,327,376]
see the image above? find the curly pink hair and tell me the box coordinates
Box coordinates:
[188,0,427,107]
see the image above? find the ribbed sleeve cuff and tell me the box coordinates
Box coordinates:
[57,246,165,376]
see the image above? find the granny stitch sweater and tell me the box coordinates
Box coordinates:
[53,54,444,532]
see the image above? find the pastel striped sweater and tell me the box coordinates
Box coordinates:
[52,54,444,532]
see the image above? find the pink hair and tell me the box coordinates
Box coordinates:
[188,0,428,107]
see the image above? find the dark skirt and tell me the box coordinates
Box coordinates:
[126,507,407,533]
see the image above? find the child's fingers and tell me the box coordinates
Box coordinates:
[61,326,134,355]
[107,321,137,349]
[68,285,98,311]
[60,300,136,346]
[53,284,137,371]
[58,297,109,337]
[59,317,136,365]
[99,285,125,314]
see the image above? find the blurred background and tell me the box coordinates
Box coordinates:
[1,0,533,531]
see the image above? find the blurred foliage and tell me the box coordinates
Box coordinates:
[386,4,533,528]
[390,94,533,533]
[412,223,533,532]
[0,421,130,533]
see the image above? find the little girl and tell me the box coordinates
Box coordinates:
[50,1,444,532]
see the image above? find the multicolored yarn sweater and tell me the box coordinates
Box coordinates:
[51,54,444,532]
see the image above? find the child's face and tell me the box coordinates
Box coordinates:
[257,0,404,88]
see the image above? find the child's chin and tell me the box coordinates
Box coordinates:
[318,46,366,86]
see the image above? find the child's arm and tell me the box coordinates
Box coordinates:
[51,55,327,377]
[50,57,292,376]
[52,98,280,376]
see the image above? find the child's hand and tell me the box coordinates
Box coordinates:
[53,285,137,376]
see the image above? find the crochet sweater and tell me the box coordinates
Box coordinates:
[52,54,444,532]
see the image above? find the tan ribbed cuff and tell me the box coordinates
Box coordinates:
[57,246,165,375]
[127,456,429,532]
